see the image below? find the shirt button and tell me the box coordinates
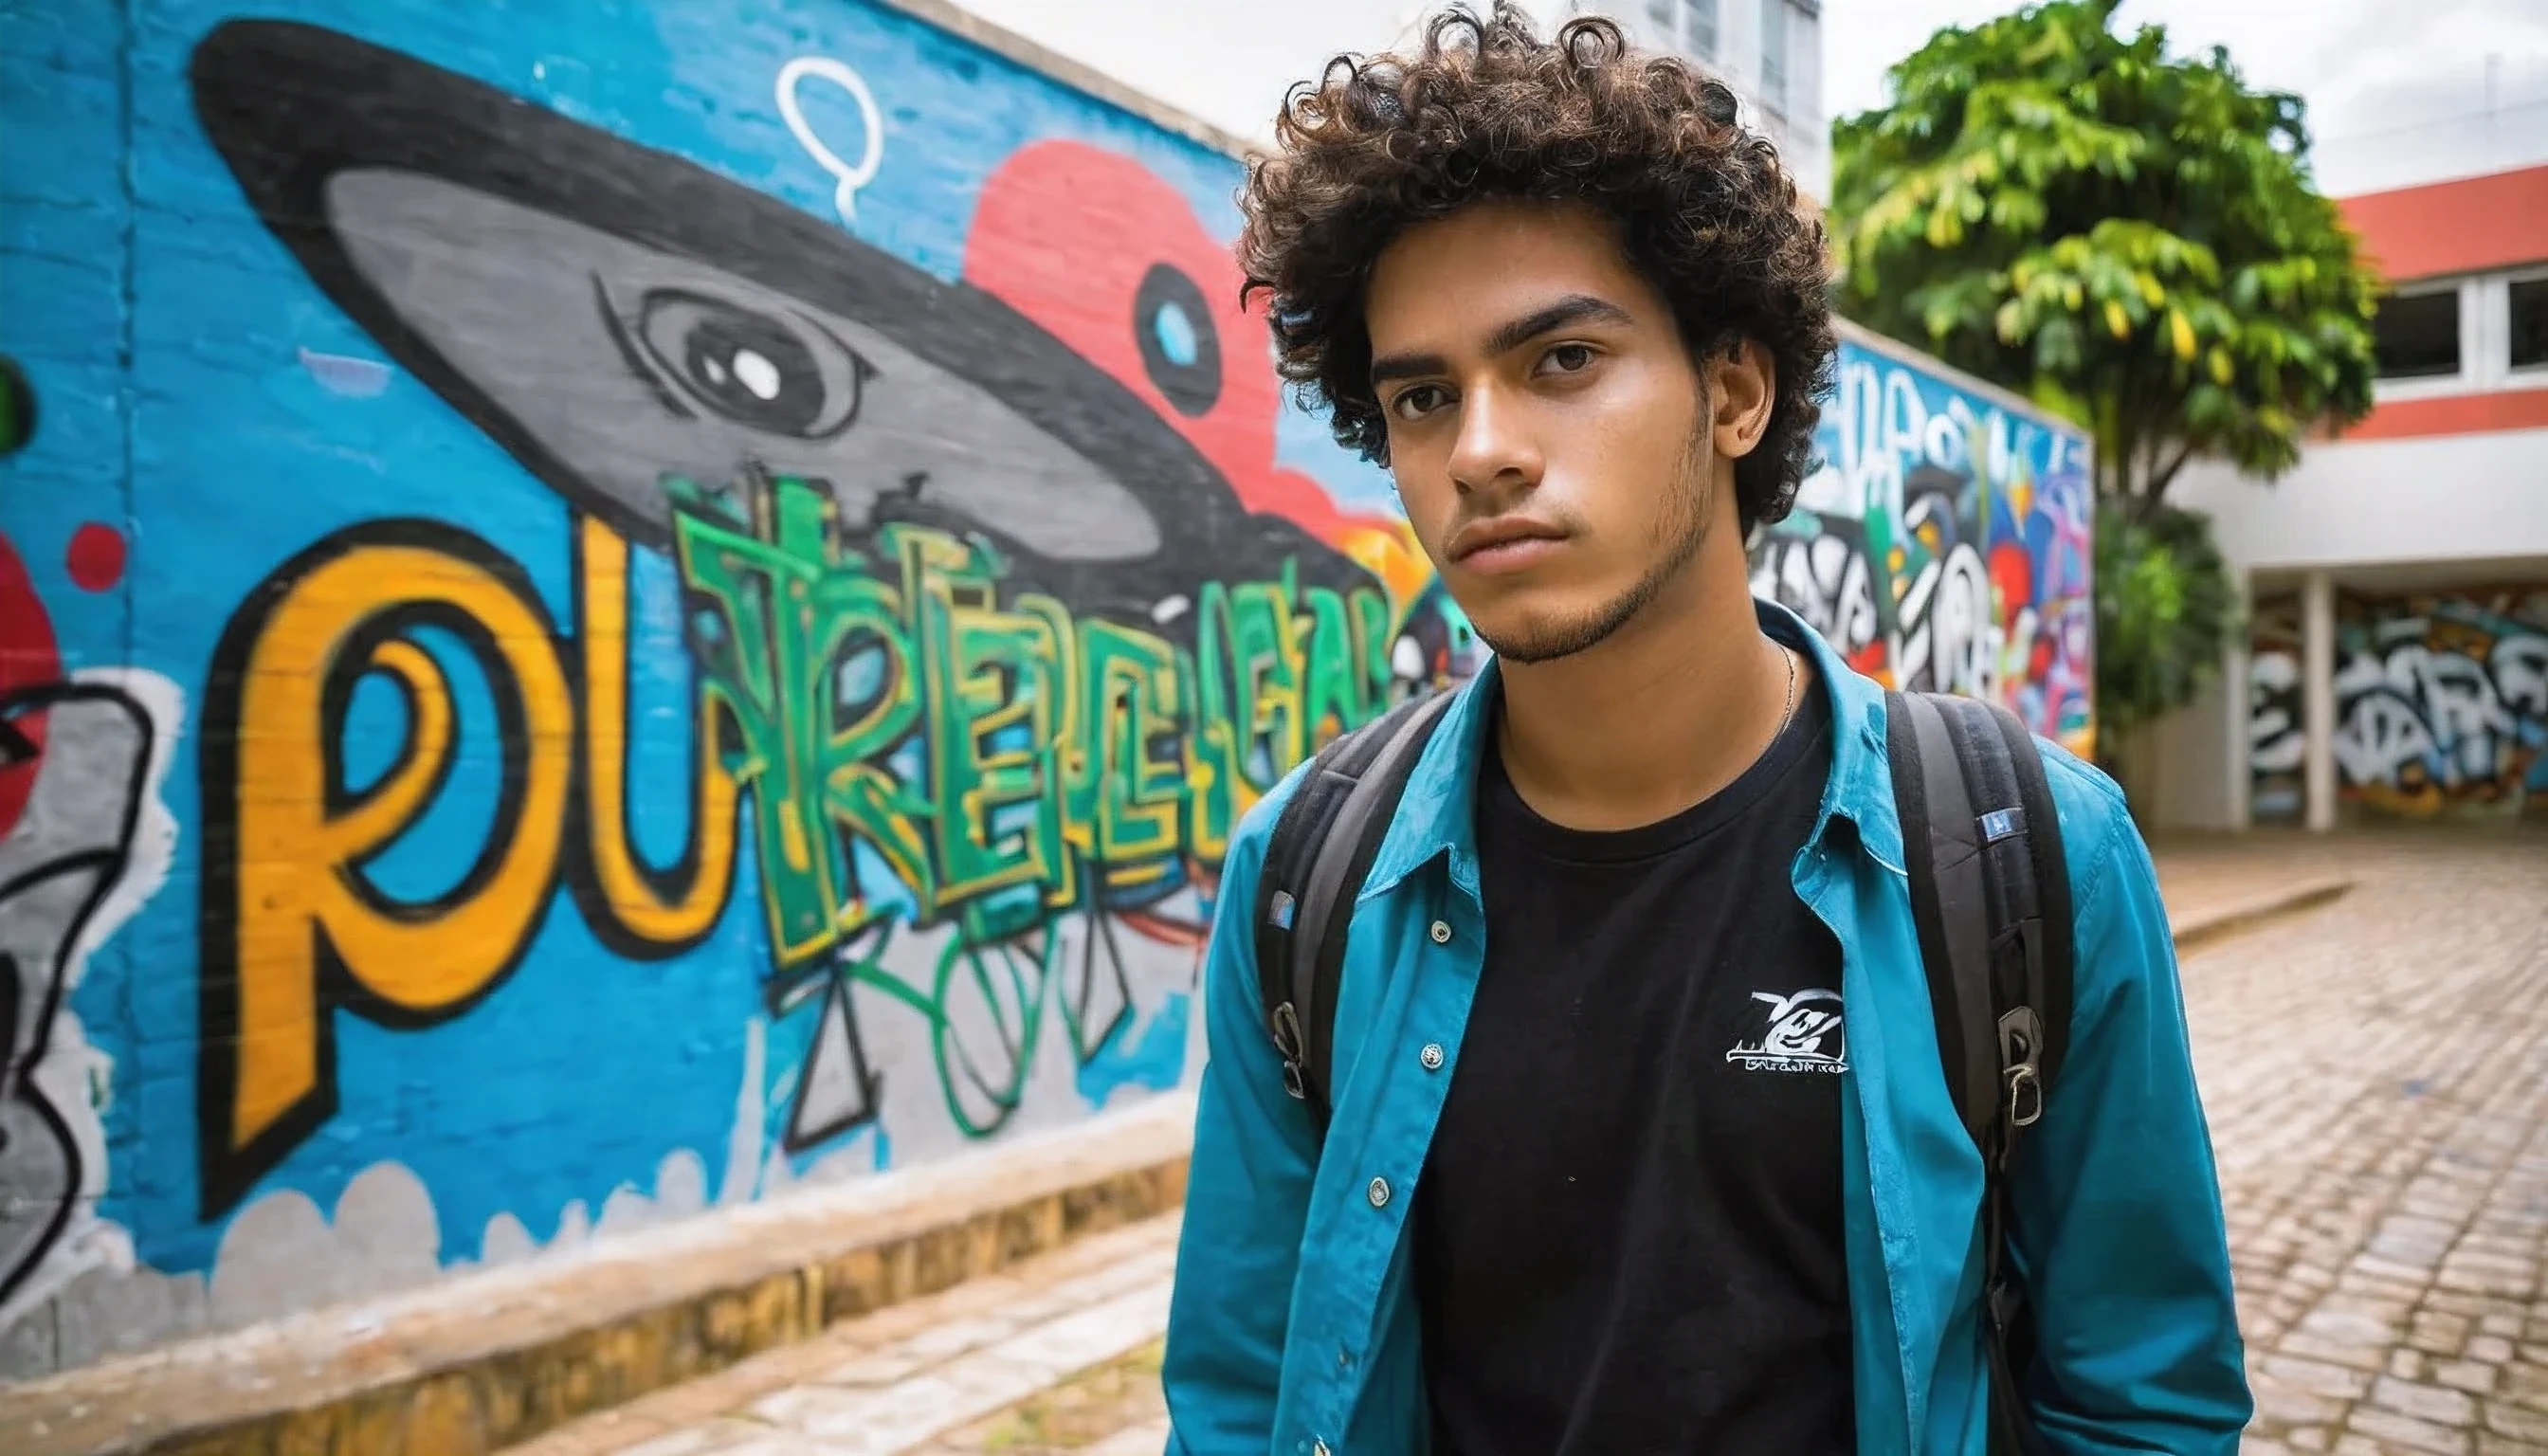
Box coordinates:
[1429,919,1452,943]
[1367,1175,1392,1209]
[1420,1043,1446,1071]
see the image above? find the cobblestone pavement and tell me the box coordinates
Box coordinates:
[2200,835,2548,1454]
[509,832,2548,1456]
[500,1217,1175,1456]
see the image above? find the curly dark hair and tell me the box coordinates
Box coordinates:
[1239,3,1836,534]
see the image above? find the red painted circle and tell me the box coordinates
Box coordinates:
[66,521,127,592]
[0,532,62,840]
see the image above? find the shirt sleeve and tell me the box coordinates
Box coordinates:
[1161,793,1325,1454]
[2009,793,2256,1453]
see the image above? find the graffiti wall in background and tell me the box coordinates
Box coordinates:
[1754,332,2099,758]
[2250,588,2548,821]
[0,1,1476,1376]
[0,2,2087,1378]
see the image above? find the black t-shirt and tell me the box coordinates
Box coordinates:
[1412,672,1853,1456]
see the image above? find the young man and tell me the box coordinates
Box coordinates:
[1161,8,2250,1454]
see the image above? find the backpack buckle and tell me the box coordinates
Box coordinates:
[1998,1005,2045,1130]
[1271,1002,1309,1101]
[2005,1063,2043,1129]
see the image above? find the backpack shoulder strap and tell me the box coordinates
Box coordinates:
[1884,689,2075,1144]
[1885,688,2075,1456]
[1252,690,1456,1132]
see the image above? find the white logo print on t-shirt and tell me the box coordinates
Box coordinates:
[1725,988,1847,1074]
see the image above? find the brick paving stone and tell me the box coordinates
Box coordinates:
[2433,1360,2500,1396]
[2267,1355,2377,1401]
[2254,1376,2349,1428]
[2484,1399,2548,1446]
[2468,1334,2519,1366]
[2373,1375,2477,1427]
[2189,835,2548,1453]
[2412,1312,2475,1356]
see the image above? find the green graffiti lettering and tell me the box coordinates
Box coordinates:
[674,473,1405,970]
[1076,619,1184,878]
[673,479,844,965]
[894,526,1066,921]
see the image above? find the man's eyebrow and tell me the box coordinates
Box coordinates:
[1367,293,1635,388]
[1369,348,1447,388]
[1483,294,1632,357]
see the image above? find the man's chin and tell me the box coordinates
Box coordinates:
[1467,601,1631,666]
[1461,550,1707,667]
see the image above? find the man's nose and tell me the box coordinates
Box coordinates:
[1445,383,1543,500]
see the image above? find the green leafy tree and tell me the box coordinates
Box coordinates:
[1829,0,2382,749]
[2093,499,2236,743]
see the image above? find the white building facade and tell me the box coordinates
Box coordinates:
[1566,0,1829,200]
[2138,164,2548,830]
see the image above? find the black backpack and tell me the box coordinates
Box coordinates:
[1250,684,2074,1456]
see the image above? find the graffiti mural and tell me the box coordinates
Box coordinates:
[0,527,185,1343]
[179,19,1451,1222]
[2250,588,2548,821]
[0,1,1480,1375]
[0,0,2082,1377]
[1751,330,2099,757]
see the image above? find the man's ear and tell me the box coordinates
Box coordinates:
[1706,337,1776,461]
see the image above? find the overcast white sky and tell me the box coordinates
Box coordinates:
[1824,0,2548,194]
[949,0,2548,196]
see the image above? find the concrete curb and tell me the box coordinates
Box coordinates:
[0,1094,1197,1456]
[2169,876,2357,956]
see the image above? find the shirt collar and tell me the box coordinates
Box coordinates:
[1358,597,1904,902]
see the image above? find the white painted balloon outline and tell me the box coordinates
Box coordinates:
[776,56,884,225]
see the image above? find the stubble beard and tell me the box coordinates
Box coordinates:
[1472,426,1716,666]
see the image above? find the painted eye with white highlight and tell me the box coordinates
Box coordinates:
[634,287,874,439]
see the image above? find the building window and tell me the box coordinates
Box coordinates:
[1644,0,1716,58]
[2372,288,2461,381]
[1757,0,1787,114]
[2510,277,2548,373]
[1683,0,1719,58]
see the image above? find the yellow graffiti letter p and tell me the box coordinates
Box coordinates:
[199,526,571,1217]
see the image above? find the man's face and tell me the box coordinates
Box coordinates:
[1364,199,1750,664]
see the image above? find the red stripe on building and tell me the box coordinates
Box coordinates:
[2339,388,2548,441]
[2340,166,2548,282]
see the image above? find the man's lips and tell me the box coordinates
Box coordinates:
[1446,516,1568,574]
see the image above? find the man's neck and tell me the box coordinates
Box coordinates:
[1493,537,1793,833]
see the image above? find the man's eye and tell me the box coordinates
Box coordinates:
[1392,385,1448,420]
[1542,343,1595,373]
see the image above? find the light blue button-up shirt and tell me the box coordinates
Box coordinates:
[1162,602,2252,1455]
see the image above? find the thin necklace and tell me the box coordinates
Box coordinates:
[1773,642,1798,736]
